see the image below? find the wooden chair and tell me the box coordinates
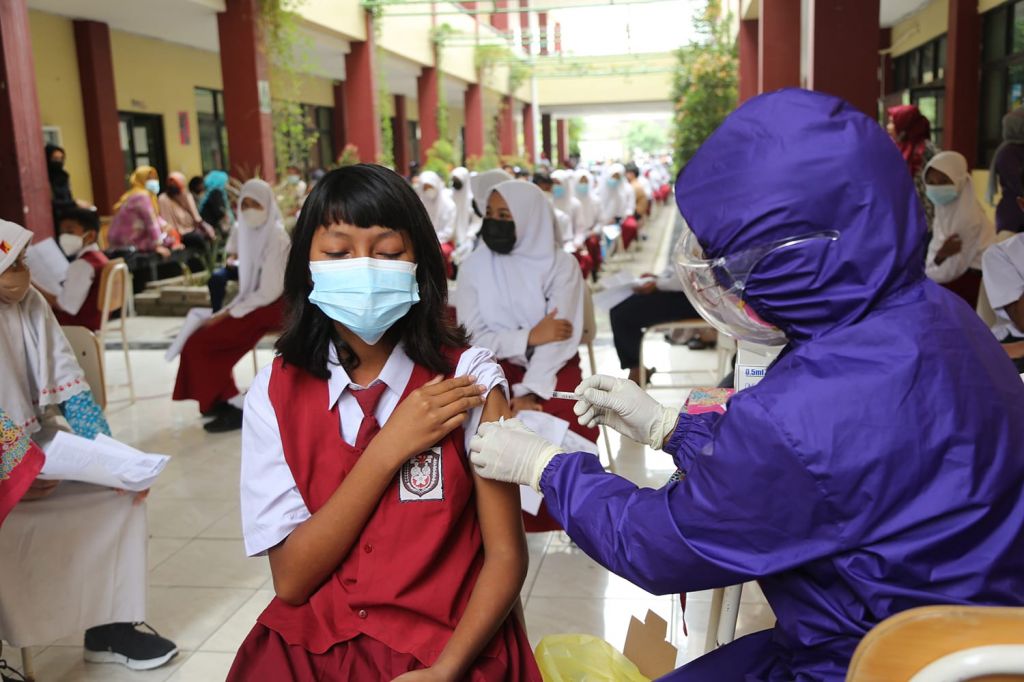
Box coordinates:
[97,259,135,403]
[847,605,1024,681]
[61,326,106,410]
[580,286,614,473]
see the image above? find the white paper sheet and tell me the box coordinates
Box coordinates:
[38,431,169,491]
[592,271,653,311]
[25,238,69,295]
[165,307,212,361]
[515,411,599,515]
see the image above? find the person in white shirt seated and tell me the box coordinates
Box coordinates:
[983,229,1024,372]
[35,207,109,332]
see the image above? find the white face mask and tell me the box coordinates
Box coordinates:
[242,208,268,227]
[59,233,84,257]
[423,187,438,201]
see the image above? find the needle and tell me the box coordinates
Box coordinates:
[550,391,579,400]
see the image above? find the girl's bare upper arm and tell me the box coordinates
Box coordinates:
[472,388,526,561]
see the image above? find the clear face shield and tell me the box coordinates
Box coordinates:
[673,223,840,345]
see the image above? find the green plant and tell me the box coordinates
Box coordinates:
[370,11,395,167]
[431,24,457,140]
[670,0,737,175]
[568,117,584,157]
[466,144,500,172]
[625,120,670,156]
[335,144,361,167]
[500,153,531,173]
[474,44,530,95]
[423,139,458,181]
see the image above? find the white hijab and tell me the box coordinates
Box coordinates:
[572,169,600,233]
[598,162,631,223]
[236,179,286,303]
[416,171,456,243]
[450,167,474,245]
[0,221,88,434]
[924,151,996,282]
[469,169,513,217]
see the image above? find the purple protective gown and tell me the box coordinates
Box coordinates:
[539,90,1024,681]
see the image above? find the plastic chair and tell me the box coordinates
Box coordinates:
[638,320,720,388]
[97,259,135,403]
[847,605,1024,681]
[61,326,106,411]
[580,287,614,473]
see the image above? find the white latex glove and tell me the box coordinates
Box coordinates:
[469,418,564,491]
[573,374,680,449]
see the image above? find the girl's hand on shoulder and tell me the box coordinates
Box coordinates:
[374,376,486,467]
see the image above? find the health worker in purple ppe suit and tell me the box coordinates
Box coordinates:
[468,89,1024,681]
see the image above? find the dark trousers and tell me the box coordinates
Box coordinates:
[208,265,239,312]
[610,290,698,369]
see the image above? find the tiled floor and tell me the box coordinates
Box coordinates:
[3,204,775,680]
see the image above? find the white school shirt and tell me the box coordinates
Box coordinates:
[239,344,508,557]
[226,227,289,319]
[982,233,1024,340]
[56,244,101,316]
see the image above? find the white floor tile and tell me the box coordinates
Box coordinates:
[145,587,254,650]
[25,644,187,682]
[150,539,269,589]
[199,590,274,653]
[166,651,236,682]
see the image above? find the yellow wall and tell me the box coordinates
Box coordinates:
[301,0,368,42]
[29,11,93,205]
[891,0,948,56]
[110,30,222,180]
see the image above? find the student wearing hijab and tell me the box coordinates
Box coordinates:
[199,169,234,238]
[888,104,937,229]
[173,180,290,433]
[450,166,476,247]
[159,172,215,251]
[416,171,458,279]
[44,144,94,222]
[573,168,603,279]
[469,169,514,218]
[0,220,178,671]
[923,151,996,306]
[108,166,169,255]
[987,107,1024,234]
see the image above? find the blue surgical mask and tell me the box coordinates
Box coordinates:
[575,184,590,197]
[552,185,566,199]
[308,258,420,345]
[145,179,160,194]
[925,184,959,206]
[607,177,620,188]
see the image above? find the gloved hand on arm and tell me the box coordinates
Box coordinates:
[469,419,565,490]
[573,374,680,449]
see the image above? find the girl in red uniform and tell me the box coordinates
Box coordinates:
[230,164,540,681]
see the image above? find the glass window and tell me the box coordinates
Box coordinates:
[921,42,935,84]
[894,56,908,92]
[1014,2,1024,54]
[195,87,228,174]
[937,35,947,81]
[195,88,215,116]
[984,6,1009,64]
[909,50,921,87]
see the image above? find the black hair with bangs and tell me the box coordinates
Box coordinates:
[275,163,467,379]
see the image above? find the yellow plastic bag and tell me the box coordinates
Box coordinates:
[535,634,651,682]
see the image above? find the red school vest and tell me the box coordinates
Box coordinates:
[258,348,495,665]
[54,249,108,332]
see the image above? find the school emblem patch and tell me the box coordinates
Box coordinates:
[399,446,443,501]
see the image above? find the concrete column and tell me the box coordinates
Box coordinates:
[73,21,125,215]
[0,0,52,236]
[417,66,440,153]
[944,0,980,167]
[554,22,562,54]
[343,12,381,163]
[556,118,568,166]
[738,19,759,104]
[522,103,536,163]
[759,0,801,93]
[332,81,348,160]
[217,0,275,180]
[394,94,410,176]
[541,113,552,162]
[807,0,880,117]
[499,96,516,157]
[464,83,485,159]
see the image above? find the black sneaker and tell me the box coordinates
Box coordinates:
[83,622,178,671]
[203,405,243,433]
[200,401,233,418]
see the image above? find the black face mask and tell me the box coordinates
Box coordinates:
[452,178,463,191]
[166,184,181,197]
[480,218,516,254]
[48,159,65,174]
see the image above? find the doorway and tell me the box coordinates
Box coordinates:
[118,112,168,189]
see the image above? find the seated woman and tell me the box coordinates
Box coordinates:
[416,171,457,279]
[573,169,603,280]
[159,172,215,254]
[199,169,234,240]
[0,220,177,672]
[108,166,181,291]
[455,181,597,531]
[173,179,290,433]
[923,151,996,307]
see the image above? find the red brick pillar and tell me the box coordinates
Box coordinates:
[556,118,568,166]
[332,81,348,160]
[738,19,759,104]
[499,96,517,157]
[541,113,552,162]
[464,83,485,159]
[759,0,801,93]
[522,103,536,163]
[343,12,381,163]
[394,95,410,175]
[217,0,276,181]
[807,0,880,117]
[490,0,509,32]
[418,66,439,154]
[944,0,980,167]
[539,12,549,55]
[519,0,531,54]
[0,0,52,237]
[73,21,125,216]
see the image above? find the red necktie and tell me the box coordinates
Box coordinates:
[351,382,388,450]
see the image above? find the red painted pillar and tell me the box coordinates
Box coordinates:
[519,0,531,54]
[539,12,549,55]
[332,81,348,160]
[554,22,562,54]
[418,66,439,154]
[541,113,553,162]
[738,19,759,104]
[490,0,509,32]
[217,0,275,181]
[499,96,517,157]
[464,83,485,159]
[556,118,568,166]
[807,0,880,118]
[944,0,980,167]
[394,95,410,176]
[879,28,894,96]
[343,12,381,163]
[759,0,801,93]
[73,21,125,216]
[522,103,535,163]
[0,0,52,237]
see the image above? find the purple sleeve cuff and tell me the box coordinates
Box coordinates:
[664,411,722,473]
